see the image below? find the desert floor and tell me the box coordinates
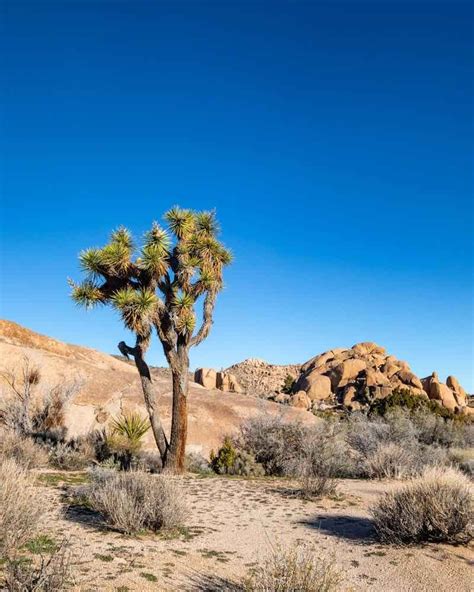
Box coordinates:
[33,471,473,592]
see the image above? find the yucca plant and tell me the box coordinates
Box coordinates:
[69,208,231,472]
[108,412,151,470]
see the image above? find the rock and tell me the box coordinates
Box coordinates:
[446,376,467,405]
[365,369,391,387]
[290,390,311,410]
[216,372,243,393]
[342,385,358,407]
[396,370,423,391]
[330,359,367,390]
[352,342,386,356]
[194,368,217,389]
[428,380,458,411]
[296,372,332,401]
[381,361,401,378]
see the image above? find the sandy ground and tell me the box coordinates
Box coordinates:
[29,472,474,592]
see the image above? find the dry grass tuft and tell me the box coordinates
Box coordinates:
[0,429,49,469]
[245,544,341,592]
[85,468,186,534]
[5,544,73,591]
[0,459,44,558]
[371,466,473,544]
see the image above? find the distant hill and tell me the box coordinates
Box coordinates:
[0,320,317,455]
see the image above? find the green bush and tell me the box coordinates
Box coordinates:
[210,438,264,476]
[369,388,466,421]
[281,374,296,394]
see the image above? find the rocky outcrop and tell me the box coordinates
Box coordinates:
[288,342,470,414]
[223,358,301,396]
[193,368,243,393]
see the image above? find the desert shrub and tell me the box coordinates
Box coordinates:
[31,378,80,437]
[48,440,95,471]
[5,544,72,591]
[410,409,471,448]
[448,448,474,477]
[284,422,350,497]
[134,450,162,473]
[363,442,419,480]
[0,358,80,440]
[106,412,151,470]
[84,469,186,534]
[370,388,468,423]
[0,429,49,469]
[0,459,44,558]
[185,452,213,475]
[281,374,296,394]
[239,415,307,476]
[210,437,264,477]
[371,466,473,544]
[245,544,341,592]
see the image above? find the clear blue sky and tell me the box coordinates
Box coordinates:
[1,1,472,390]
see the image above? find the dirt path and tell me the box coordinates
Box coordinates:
[37,474,472,591]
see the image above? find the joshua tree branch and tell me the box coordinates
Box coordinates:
[190,290,216,347]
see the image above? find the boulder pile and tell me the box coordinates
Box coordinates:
[197,342,472,416]
[224,358,300,396]
[287,342,471,415]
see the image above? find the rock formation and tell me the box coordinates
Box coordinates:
[216,342,472,416]
[290,342,471,414]
[222,358,301,396]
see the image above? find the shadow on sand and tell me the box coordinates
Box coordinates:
[299,514,376,543]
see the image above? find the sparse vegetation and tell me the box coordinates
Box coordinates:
[4,544,72,591]
[107,412,151,470]
[0,429,49,469]
[284,422,349,497]
[83,469,186,534]
[244,544,341,592]
[371,466,473,544]
[0,459,44,558]
[210,438,265,477]
[281,374,296,395]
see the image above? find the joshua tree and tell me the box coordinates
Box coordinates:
[69,207,231,472]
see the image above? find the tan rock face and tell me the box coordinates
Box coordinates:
[194,368,217,389]
[290,390,311,410]
[447,376,467,405]
[296,372,332,401]
[351,342,386,357]
[331,359,367,390]
[216,371,243,393]
[429,381,458,411]
[396,370,423,391]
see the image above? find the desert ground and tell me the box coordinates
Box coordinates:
[35,471,472,592]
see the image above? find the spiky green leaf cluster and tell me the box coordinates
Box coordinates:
[70,207,232,348]
[69,279,104,308]
[112,287,158,336]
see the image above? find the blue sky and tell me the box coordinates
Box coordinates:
[1,1,473,390]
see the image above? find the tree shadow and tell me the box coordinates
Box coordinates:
[182,572,245,591]
[63,502,109,533]
[299,514,376,544]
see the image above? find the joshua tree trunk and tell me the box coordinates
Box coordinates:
[118,341,168,462]
[166,344,189,472]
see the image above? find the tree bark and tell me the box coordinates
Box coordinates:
[166,345,189,473]
[118,341,169,463]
